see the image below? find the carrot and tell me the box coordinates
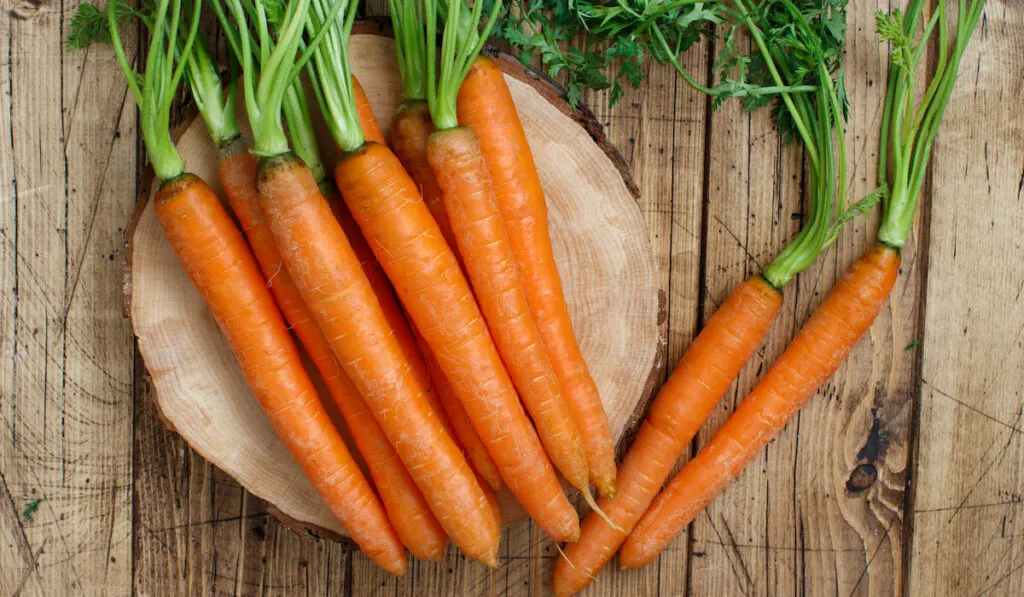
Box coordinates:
[258,154,499,565]
[159,174,409,573]
[333,187,504,500]
[218,139,448,562]
[620,245,900,568]
[385,8,503,490]
[552,277,782,595]
[457,55,618,497]
[547,1,888,590]
[617,0,983,573]
[216,0,500,566]
[312,0,578,542]
[426,127,590,498]
[413,328,504,491]
[83,0,409,573]
[335,142,577,543]
[390,100,462,260]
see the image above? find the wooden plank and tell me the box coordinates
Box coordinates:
[907,2,1024,595]
[0,1,135,595]
[688,1,913,595]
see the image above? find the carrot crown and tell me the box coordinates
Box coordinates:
[391,0,428,102]
[91,0,200,181]
[426,0,503,131]
[304,0,363,153]
[875,0,985,248]
[69,1,240,149]
[214,0,339,158]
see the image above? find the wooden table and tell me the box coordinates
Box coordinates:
[2,1,1022,595]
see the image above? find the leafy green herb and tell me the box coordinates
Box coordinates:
[22,499,42,523]
[497,1,883,288]
[65,1,138,50]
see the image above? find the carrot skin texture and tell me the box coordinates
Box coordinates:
[620,245,901,569]
[217,142,447,562]
[154,173,407,574]
[257,156,499,566]
[331,186,502,511]
[457,56,617,497]
[415,329,505,491]
[353,76,386,145]
[335,143,580,543]
[552,277,782,596]
[390,100,461,260]
[427,128,590,493]
[329,195,434,392]
[389,104,502,487]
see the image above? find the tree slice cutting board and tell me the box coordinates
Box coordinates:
[126,30,664,543]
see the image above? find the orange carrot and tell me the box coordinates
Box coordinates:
[329,195,434,392]
[155,173,407,574]
[413,329,504,491]
[427,128,591,498]
[620,245,900,568]
[458,55,617,497]
[390,100,461,260]
[217,140,448,561]
[334,142,580,543]
[332,187,503,498]
[353,76,386,145]
[258,154,500,566]
[552,277,782,595]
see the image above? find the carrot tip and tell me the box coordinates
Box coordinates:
[581,488,623,534]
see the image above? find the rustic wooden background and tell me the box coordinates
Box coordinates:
[2,0,1022,595]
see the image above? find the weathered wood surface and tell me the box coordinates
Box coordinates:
[2,1,1022,596]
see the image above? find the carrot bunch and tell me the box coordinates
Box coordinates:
[70,0,983,590]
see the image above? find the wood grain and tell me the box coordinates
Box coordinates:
[2,1,1023,596]
[1,2,136,595]
[907,2,1024,595]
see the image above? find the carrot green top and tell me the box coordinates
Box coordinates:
[426,0,503,131]
[303,0,363,154]
[69,1,240,149]
[497,1,882,290]
[875,0,985,248]
[86,0,200,181]
[213,0,338,158]
[391,0,428,102]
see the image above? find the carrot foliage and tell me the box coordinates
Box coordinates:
[498,0,881,288]
[70,0,240,148]
[391,0,429,102]
[303,0,362,153]
[209,0,328,181]
[876,0,985,247]
[426,0,503,131]
[76,0,200,181]
[212,0,338,157]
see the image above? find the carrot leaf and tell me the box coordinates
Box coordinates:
[84,0,201,181]
[391,0,428,102]
[216,0,342,157]
[303,0,362,153]
[876,0,985,248]
[427,0,503,131]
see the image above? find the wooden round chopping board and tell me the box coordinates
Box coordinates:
[125,30,664,543]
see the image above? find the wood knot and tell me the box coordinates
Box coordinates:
[11,0,44,19]
[846,463,877,493]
